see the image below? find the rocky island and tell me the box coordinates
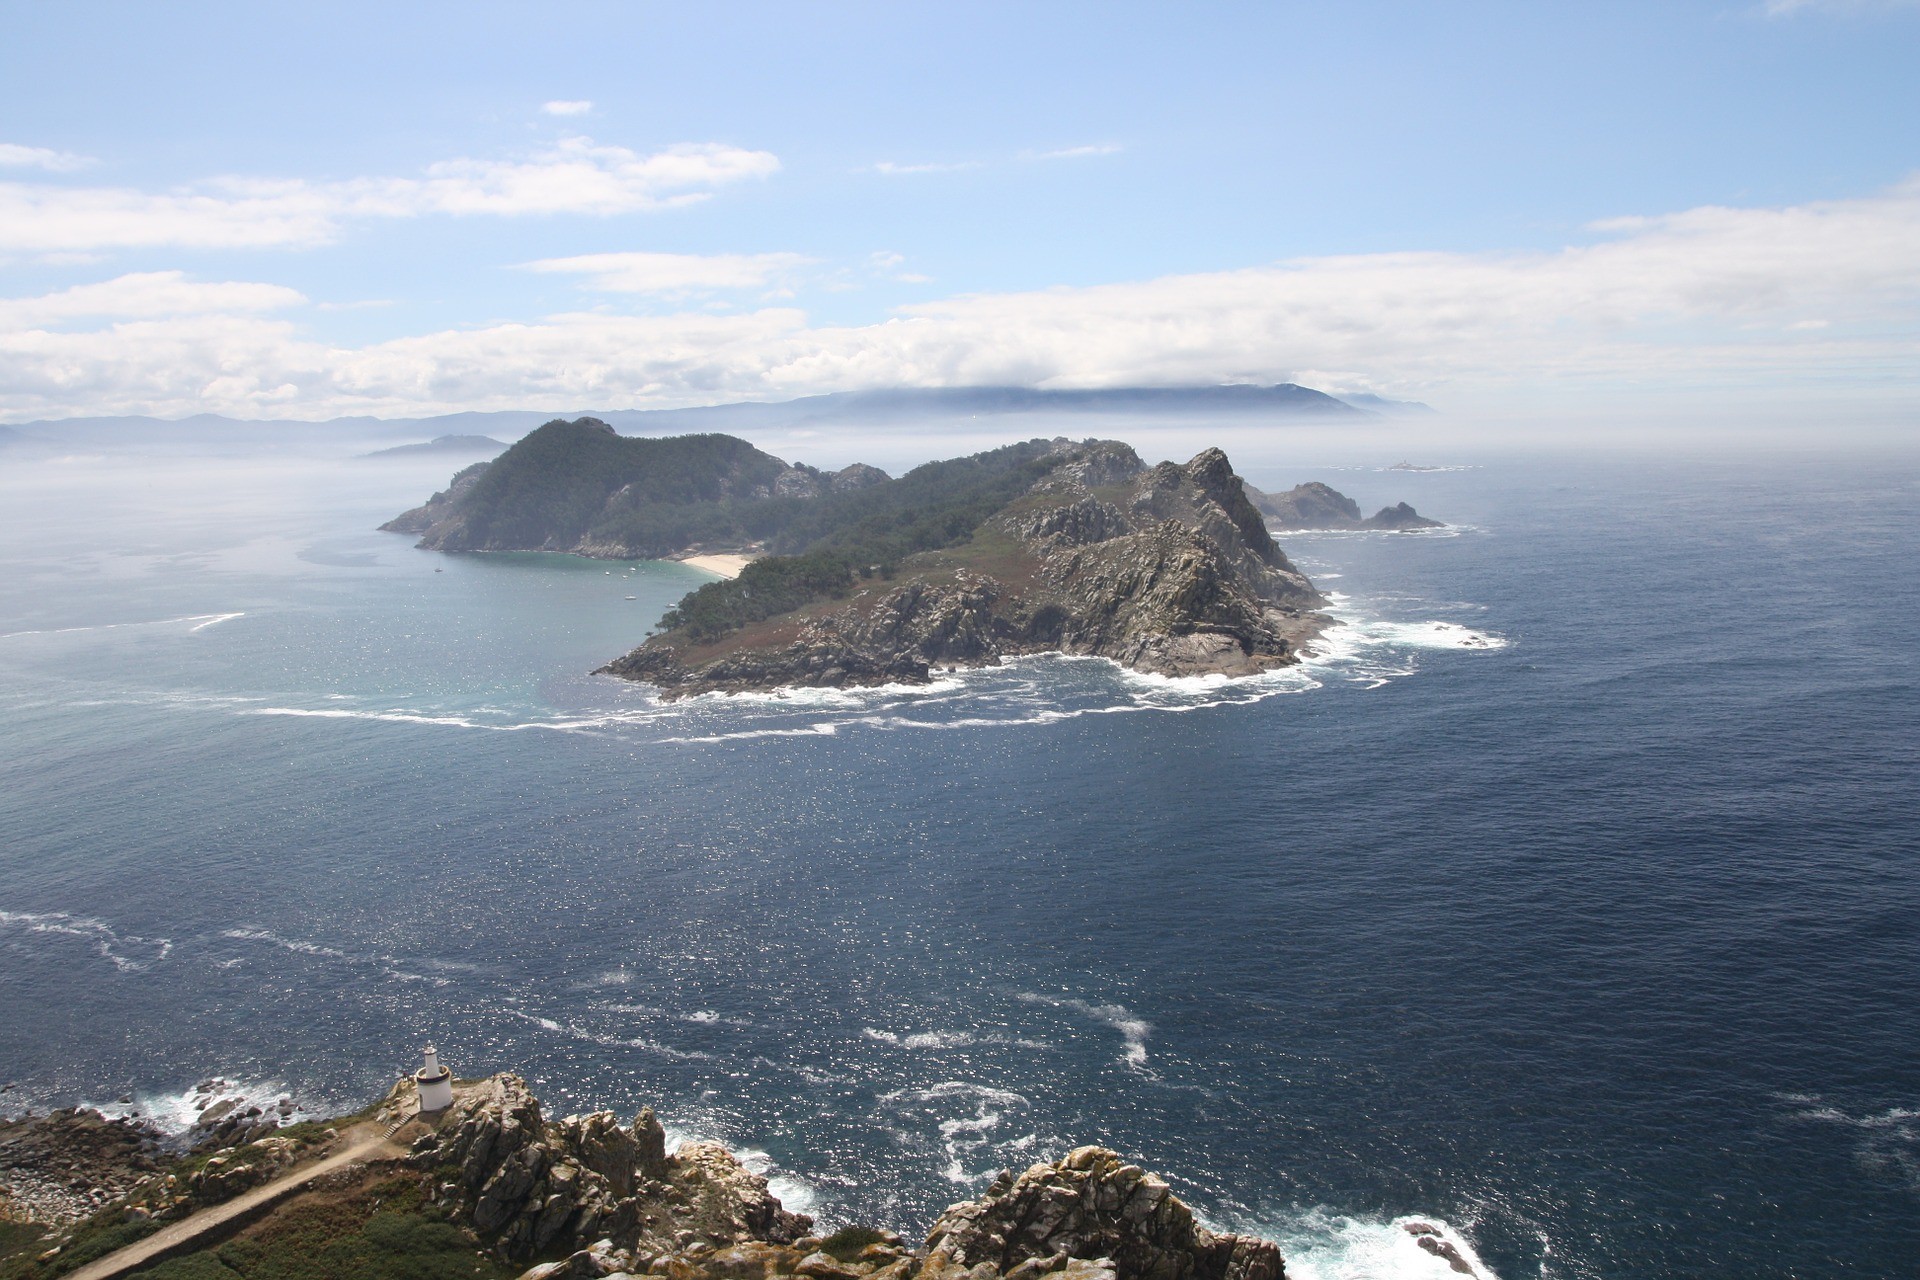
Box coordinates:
[1241,482,1442,532]
[0,1072,1300,1280]
[387,420,1460,699]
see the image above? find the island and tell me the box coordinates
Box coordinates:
[1241,481,1443,532]
[386,420,1462,699]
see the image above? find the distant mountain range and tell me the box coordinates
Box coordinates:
[0,384,1434,452]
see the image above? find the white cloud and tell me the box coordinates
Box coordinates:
[0,143,92,172]
[872,160,981,176]
[542,100,594,116]
[522,250,813,294]
[0,272,304,328]
[0,137,780,251]
[4,177,1919,421]
[1025,144,1123,161]
[1762,0,1919,14]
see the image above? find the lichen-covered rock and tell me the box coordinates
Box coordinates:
[923,1147,1283,1280]
[186,1135,307,1207]
[409,1074,810,1263]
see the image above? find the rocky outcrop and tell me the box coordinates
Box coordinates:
[408,1074,809,1263]
[183,1134,309,1207]
[1243,481,1442,532]
[0,1108,165,1224]
[1364,502,1439,531]
[921,1147,1282,1280]
[603,444,1327,697]
[496,1144,1289,1280]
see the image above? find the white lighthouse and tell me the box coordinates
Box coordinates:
[414,1044,454,1112]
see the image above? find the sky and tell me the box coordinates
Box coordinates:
[2,0,1918,430]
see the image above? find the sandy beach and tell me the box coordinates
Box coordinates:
[677,553,753,579]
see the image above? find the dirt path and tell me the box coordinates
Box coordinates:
[64,1123,404,1280]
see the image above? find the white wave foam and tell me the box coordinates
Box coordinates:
[0,612,244,642]
[0,909,172,972]
[730,1145,822,1218]
[223,927,351,960]
[863,1027,1051,1051]
[878,1081,1035,1184]
[89,1077,318,1138]
[241,705,606,736]
[1781,1093,1920,1189]
[661,723,841,744]
[1266,1210,1501,1280]
[221,927,454,986]
[864,1028,980,1050]
[1017,993,1152,1069]
[507,1010,715,1061]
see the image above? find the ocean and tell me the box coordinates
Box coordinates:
[1,434,1915,1278]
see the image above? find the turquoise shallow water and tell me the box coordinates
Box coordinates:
[1,441,1917,1278]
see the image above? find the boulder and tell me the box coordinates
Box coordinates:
[924,1147,1282,1280]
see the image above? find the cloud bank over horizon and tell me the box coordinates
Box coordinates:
[2,171,1918,424]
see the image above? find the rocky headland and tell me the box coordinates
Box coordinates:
[0,1073,1290,1280]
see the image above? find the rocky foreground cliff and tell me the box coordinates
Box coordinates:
[0,1074,1293,1280]
[600,442,1327,698]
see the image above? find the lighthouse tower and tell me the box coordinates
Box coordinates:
[414,1044,454,1111]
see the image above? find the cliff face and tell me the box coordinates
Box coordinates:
[600,444,1326,698]
[1244,481,1442,532]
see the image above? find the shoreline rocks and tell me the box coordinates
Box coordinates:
[3,1074,1289,1280]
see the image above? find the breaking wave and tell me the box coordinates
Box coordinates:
[1016,994,1152,1070]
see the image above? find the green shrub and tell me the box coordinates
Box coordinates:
[820,1226,890,1262]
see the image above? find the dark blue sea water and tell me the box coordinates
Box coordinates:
[2,438,1916,1278]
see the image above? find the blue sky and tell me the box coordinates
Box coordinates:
[2,0,1917,424]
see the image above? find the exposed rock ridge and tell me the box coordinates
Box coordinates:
[605,444,1327,698]
[406,1074,808,1263]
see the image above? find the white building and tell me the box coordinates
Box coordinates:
[414,1044,454,1111]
